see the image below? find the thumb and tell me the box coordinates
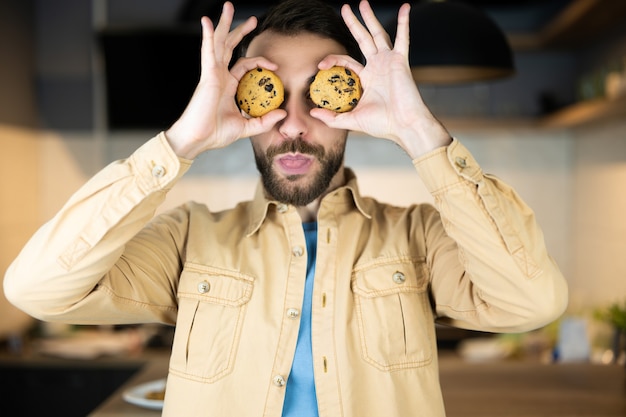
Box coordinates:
[310,108,354,131]
[242,109,287,138]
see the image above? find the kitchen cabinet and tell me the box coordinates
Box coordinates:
[0,352,141,417]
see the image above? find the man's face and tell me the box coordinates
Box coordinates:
[246,31,349,206]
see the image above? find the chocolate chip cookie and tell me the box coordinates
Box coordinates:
[236,68,284,117]
[309,66,362,113]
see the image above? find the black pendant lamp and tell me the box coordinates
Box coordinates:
[390,0,515,84]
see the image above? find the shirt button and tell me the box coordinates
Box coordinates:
[392,271,406,284]
[272,375,286,387]
[197,280,211,294]
[277,204,288,213]
[292,245,304,257]
[454,157,467,169]
[286,308,300,319]
[152,165,166,178]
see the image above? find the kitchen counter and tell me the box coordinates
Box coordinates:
[438,356,626,417]
[90,351,626,416]
[88,350,169,417]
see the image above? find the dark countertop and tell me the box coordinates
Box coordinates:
[3,347,623,416]
[439,356,626,417]
[88,351,626,416]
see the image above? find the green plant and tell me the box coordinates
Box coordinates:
[595,300,626,331]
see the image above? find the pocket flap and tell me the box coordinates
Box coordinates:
[352,258,428,298]
[178,263,254,306]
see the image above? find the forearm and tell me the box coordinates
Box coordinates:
[3,133,191,320]
[395,110,453,159]
[416,139,568,332]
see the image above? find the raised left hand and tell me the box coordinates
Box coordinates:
[311,1,451,158]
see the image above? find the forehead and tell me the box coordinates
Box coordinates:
[246,31,347,69]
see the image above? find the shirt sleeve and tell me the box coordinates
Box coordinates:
[412,139,568,333]
[3,133,192,324]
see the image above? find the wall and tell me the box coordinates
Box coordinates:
[570,120,626,311]
[36,127,575,304]
[0,1,38,337]
[0,126,40,338]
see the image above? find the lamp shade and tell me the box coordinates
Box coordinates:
[392,1,515,84]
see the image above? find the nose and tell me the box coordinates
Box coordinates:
[278,96,309,139]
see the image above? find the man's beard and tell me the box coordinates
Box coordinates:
[253,137,346,206]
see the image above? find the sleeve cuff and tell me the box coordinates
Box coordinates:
[412,138,484,194]
[130,132,193,193]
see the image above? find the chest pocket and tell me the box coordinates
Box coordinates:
[170,263,254,383]
[351,257,434,371]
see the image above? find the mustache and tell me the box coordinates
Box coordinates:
[266,138,325,160]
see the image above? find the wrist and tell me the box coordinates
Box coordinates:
[164,126,204,160]
[399,116,452,159]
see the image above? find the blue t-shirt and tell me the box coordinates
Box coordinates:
[282,221,319,417]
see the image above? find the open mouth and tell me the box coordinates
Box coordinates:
[276,153,314,176]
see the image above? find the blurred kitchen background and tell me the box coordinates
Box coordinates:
[1,0,626,396]
[1,0,626,415]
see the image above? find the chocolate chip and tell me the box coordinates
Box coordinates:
[265,83,274,92]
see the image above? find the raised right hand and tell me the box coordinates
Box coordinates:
[165,2,286,160]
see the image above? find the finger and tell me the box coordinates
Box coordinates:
[223,16,257,63]
[213,2,235,42]
[230,57,279,80]
[199,16,217,81]
[310,108,361,133]
[214,3,258,65]
[242,109,287,137]
[341,4,377,57]
[309,108,339,126]
[358,1,393,51]
[317,54,364,72]
[393,3,411,56]
[210,2,234,63]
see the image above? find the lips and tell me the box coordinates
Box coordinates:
[276,153,314,176]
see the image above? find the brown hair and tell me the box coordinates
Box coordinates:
[232,0,364,66]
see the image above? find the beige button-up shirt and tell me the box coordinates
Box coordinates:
[4,133,568,417]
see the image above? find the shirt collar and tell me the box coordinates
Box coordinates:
[246,168,371,236]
